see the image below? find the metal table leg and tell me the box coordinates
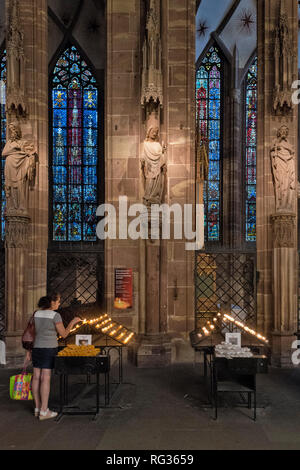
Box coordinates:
[60,374,64,412]
[65,374,68,405]
[92,372,100,420]
[213,363,218,420]
[204,351,207,378]
[56,374,65,422]
[104,371,110,406]
[119,347,123,384]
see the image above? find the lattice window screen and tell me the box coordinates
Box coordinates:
[195,251,256,330]
[47,252,103,308]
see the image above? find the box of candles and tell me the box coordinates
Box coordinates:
[55,348,110,375]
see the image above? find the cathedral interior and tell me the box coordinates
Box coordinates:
[0,0,300,451]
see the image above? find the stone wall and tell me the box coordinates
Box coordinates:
[106,0,142,333]
[257,0,298,366]
[105,0,196,359]
[4,0,48,357]
[164,0,195,345]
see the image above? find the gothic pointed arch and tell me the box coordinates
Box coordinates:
[196,43,225,242]
[244,55,257,243]
[49,44,102,243]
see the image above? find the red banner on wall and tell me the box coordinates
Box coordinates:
[114,268,133,309]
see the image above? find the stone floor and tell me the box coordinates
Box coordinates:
[1,356,300,450]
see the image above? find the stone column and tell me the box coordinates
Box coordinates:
[271,211,298,366]
[132,0,172,367]
[229,46,242,248]
[5,215,30,354]
[106,0,142,335]
[106,0,195,366]
[134,235,172,368]
[4,0,48,357]
[127,0,196,366]
[257,0,298,366]
[22,0,48,317]
[165,0,195,361]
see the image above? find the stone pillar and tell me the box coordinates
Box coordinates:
[228,46,243,248]
[106,0,142,335]
[131,0,172,367]
[5,215,30,354]
[22,0,48,317]
[133,235,172,368]
[131,0,196,367]
[106,0,195,366]
[271,212,298,366]
[4,0,48,357]
[257,0,298,366]
[165,0,195,361]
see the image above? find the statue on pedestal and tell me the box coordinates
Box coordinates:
[2,122,37,215]
[141,126,166,207]
[270,125,295,213]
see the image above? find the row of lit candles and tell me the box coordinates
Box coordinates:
[67,314,135,345]
[197,312,269,344]
[197,313,220,338]
[223,314,268,343]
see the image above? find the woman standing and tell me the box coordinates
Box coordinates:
[26,293,81,421]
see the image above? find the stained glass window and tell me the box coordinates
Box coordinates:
[0,51,6,241]
[196,46,222,242]
[51,46,99,242]
[245,57,257,242]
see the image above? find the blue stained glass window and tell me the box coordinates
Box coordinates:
[53,203,67,240]
[196,46,223,242]
[53,185,67,203]
[245,57,257,242]
[51,46,99,242]
[0,51,6,241]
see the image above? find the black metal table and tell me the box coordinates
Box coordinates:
[96,339,125,384]
[54,354,110,421]
[207,354,268,420]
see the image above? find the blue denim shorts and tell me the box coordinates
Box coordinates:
[32,348,58,370]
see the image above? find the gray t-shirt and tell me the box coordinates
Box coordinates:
[33,310,63,348]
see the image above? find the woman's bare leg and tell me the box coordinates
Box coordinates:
[40,369,52,412]
[32,368,41,410]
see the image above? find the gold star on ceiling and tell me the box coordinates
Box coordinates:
[197,20,208,37]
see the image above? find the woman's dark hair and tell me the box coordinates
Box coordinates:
[49,292,60,302]
[38,296,51,309]
[38,292,61,310]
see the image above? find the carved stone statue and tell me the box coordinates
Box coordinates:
[270,125,295,213]
[2,122,37,215]
[141,126,166,207]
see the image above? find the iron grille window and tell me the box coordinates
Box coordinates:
[196,45,223,242]
[50,45,99,242]
[47,252,102,308]
[244,57,257,242]
[195,251,256,330]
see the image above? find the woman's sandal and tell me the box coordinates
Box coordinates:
[39,409,58,421]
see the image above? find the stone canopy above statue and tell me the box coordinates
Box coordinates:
[141,0,163,110]
[6,0,27,118]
